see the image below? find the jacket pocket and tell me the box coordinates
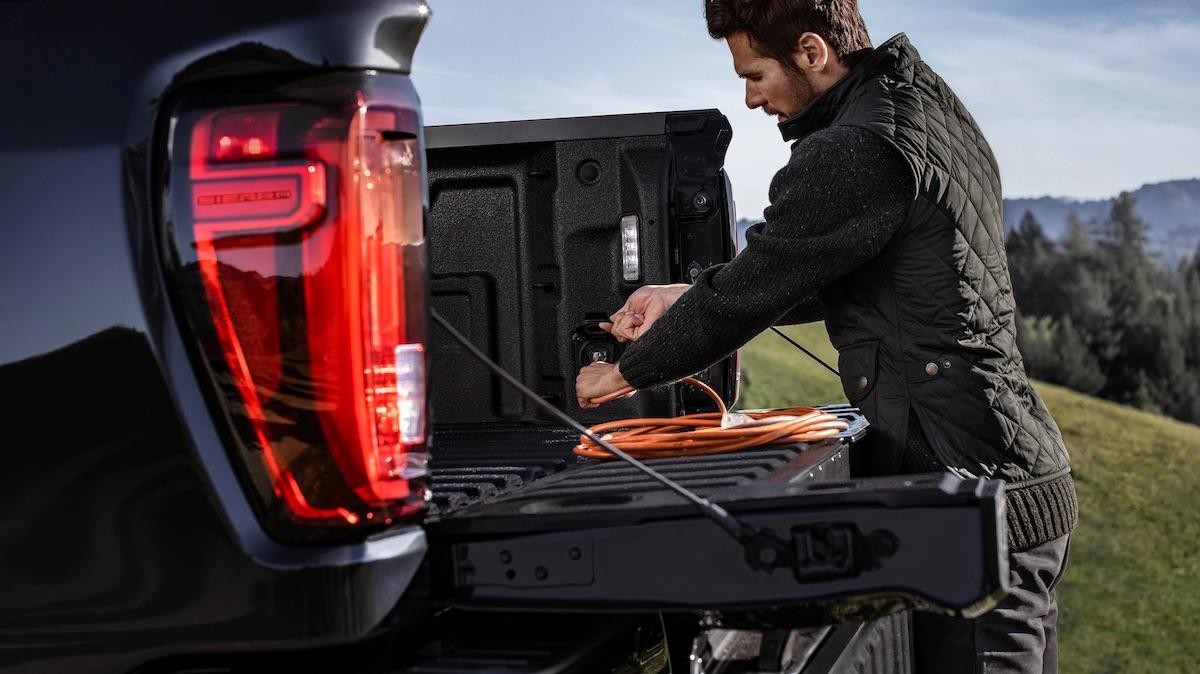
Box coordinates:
[838,341,879,404]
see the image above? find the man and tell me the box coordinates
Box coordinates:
[575,1,1078,672]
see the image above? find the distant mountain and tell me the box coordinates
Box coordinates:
[736,179,1200,266]
[735,217,755,250]
[1005,179,1200,266]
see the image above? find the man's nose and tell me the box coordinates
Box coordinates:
[745,83,764,110]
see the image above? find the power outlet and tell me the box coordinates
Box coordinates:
[573,319,624,370]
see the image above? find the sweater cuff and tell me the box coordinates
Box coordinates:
[617,347,673,390]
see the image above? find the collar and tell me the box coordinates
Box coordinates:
[777,33,917,143]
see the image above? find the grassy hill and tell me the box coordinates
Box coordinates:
[738,323,1200,674]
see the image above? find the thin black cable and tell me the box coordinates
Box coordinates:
[770,327,840,377]
[430,309,755,545]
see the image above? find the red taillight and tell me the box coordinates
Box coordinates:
[305,107,427,508]
[210,108,279,161]
[166,78,429,540]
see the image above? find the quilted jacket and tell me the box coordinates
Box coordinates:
[781,34,1077,550]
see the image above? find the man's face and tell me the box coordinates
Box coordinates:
[727,31,817,123]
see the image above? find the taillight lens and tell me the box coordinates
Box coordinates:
[163,75,429,540]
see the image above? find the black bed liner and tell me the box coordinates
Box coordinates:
[426,404,869,517]
[424,110,739,431]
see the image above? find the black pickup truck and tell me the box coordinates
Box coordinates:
[0,1,1008,672]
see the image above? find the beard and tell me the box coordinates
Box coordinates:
[774,65,818,120]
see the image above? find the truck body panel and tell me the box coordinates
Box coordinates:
[0,3,1005,671]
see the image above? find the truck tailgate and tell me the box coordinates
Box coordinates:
[425,417,1007,623]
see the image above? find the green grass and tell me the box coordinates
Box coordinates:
[740,323,1200,673]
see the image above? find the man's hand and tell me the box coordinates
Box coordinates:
[602,283,690,342]
[575,361,633,409]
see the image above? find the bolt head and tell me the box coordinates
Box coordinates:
[759,547,778,565]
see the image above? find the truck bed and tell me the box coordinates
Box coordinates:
[427,405,869,518]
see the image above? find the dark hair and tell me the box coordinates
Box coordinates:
[705,0,873,69]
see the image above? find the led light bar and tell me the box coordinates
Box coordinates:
[620,214,640,282]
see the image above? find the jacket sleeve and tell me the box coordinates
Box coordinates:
[618,125,913,389]
[695,223,828,327]
[733,222,828,326]
[776,295,828,325]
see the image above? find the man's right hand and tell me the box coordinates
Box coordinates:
[601,283,689,342]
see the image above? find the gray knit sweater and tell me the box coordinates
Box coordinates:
[618,124,911,389]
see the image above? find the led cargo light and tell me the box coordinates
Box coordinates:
[620,214,640,282]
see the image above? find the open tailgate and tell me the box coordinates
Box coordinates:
[426,435,1008,624]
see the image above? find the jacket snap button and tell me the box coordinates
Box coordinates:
[942,359,952,369]
[856,375,869,390]
[925,362,939,376]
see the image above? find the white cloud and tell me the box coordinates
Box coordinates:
[581,1,702,40]
[411,63,478,80]
[518,75,685,117]
[869,8,1200,199]
[987,116,1200,199]
[418,103,521,125]
[414,1,1200,217]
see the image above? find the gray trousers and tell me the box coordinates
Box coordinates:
[912,533,1072,673]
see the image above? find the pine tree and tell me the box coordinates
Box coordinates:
[1006,210,1057,317]
[1063,212,1093,255]
[1169,247,1200,423]
[1052,317,1105,394]
[1098,191,1150,252]
[1181,247,1200,369]
[1057,214,1115,369]
[1017,316,1057,382]
[1093,194,1160,405]
[999,199,1200,424]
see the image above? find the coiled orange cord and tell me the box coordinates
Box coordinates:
[574,377,850,460]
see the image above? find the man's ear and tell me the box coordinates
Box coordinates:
[793,32,831,72]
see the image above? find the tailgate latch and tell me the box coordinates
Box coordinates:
[742,523,893,582]
[792,524,858,581]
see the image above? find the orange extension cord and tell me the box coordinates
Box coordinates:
[573,377,850,460]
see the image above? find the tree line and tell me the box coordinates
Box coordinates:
[1006,192,1200,424]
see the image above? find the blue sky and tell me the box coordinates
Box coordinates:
[412,0,1200,219]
